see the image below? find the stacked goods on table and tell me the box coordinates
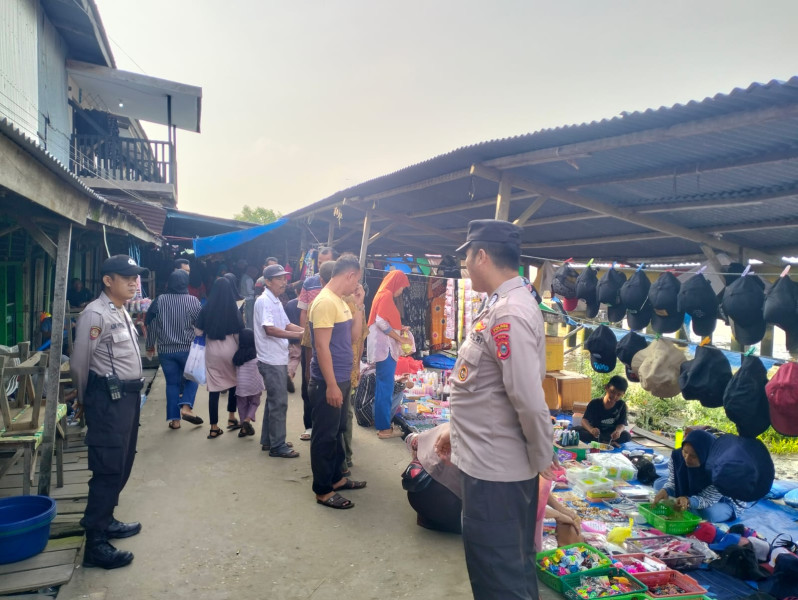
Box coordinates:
[625,537,706,571]
[536,544,612,592]
[611,554,669,574]
[561,568,648,600]
[637,504,701,536]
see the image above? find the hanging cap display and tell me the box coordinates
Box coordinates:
[576,266,600,318]
[765,362,798,437]
[723,275,766,345]
[723,355,770,438]
[552,263,579,300]
[707,434,775,502]
[616,331,648,368]
[633,338,686,398]
[585,325,617,373]
[763,275,798,352]
[620,270,651,312]
[678,273,719,337]
[626,299,653,331]
[678,345,732,408]
[597,268,627,306]
[648,272,685,334]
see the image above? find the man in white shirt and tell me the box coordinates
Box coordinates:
[253,264,303,457]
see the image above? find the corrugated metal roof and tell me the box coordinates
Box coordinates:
[0,117,160,241]
[288,77,798,263]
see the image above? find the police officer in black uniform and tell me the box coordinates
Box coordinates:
[71,255,147,569]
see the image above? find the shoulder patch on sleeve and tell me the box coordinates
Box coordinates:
[89,326,102,340]
[494,334,511,360]
[491,322,510,337]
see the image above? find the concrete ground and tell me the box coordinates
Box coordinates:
[58,370,561,600]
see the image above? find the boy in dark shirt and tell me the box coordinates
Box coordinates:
[577,375,631,445]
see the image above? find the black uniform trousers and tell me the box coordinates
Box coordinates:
[308,379,351,496]
[461,472,540,600]
[81,374,142,532]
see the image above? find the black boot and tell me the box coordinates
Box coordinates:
[83,530,134,569]
[106,518,142,539]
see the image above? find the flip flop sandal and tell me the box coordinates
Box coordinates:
[238,429,248,438]
[317,493,354,509]
[269,449,300,458]
[335,479,367,490]
[243,421,255,436]
[299,431,312,441]
[207,428,224,439]
[227,419,242,430]
[181,414,204,425]
[377,429,402,439]
[168,422,181,430]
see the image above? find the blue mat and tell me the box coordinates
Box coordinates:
[690,567,758,600]
[728,497,798,541]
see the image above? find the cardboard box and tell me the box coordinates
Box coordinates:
[543,375,559,410]
[549,370,592,411]
[545,336,564,371]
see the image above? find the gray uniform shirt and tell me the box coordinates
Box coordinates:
[71,291,142,402]
[449,276,553,482]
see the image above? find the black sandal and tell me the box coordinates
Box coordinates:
[334,479,367,490]
[227,419,241,430]
[168,421,181,430]
[207,427,224,439]
[316,493,354,509]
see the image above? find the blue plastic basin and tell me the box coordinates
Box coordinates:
[0,495,57,564]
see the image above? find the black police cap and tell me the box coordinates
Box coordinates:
[100,254,147,276]
[456,219,522,253]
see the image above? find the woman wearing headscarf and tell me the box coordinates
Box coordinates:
[367,270,410,439]
[196,277,243,438]
[145,270,204,429]
[653,430,744,522]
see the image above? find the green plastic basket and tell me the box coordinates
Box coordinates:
[561,567,648,600]
[535,543,612,592]
[638,503,701,535]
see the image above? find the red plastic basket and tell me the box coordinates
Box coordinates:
[636,570,707,598]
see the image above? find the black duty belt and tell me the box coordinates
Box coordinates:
[121,378,145,393]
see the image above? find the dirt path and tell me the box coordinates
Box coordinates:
[57,371,494,599]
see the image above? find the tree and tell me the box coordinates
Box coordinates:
[233,205,282,224]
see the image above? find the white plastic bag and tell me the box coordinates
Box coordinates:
[183,335,207,385]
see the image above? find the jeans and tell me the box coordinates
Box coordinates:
[309,378,352,496]
[374,354,397,430]
[301,347,312,430]
[159,351,198,421]
[342,389,355,470]
[461,472,539,600]
[208,387,237,425]
[697,498,735,523]
[258,362,290,453]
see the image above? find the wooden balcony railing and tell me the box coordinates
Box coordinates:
[70,135,175,186]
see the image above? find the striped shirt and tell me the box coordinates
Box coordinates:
[236,358,265,397]
[145,293,202,355]
[663,459,748,515]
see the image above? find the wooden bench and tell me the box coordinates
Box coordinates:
[0,344,67,495]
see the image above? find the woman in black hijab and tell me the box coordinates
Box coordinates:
[145,270,204,429]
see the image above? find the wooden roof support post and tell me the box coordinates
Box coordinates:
[514,196,548,227]
[327,219,336,246]
[358,209,373,273]
[700,244,725,275]
[470,163,787,265]
[38,223,71,495]
[495,172,513,221]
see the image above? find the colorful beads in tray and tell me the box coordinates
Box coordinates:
[538,546,608,576]
[571,575,637,598]
[649,584,688,596]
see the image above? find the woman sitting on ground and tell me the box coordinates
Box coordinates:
[653,429,745,523]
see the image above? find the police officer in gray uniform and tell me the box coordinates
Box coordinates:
[435,220,553,599]
[72,255,147,569]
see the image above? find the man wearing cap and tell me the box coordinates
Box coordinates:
[254,264,304,457]
[434,220,552,600]
[71,255,147,569]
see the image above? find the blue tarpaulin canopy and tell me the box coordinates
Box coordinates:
[192,218,288,257]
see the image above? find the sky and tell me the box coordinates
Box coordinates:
[94,0,798,220]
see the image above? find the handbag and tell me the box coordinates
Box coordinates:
[401,459,433,493]
[183,335,207,385]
